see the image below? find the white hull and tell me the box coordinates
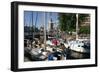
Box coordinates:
[64,39,90,53]
[70,46,90,53]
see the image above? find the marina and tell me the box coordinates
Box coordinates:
[24,11,90,62]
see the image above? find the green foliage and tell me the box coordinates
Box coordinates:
[58,13,90,34]
[58,13,76,32]
[79,26,90,34]
[78,14,89,25]
[78,14,90,34]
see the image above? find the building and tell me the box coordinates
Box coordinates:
[48,19,54,32]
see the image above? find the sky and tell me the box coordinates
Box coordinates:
[24,11,59,29]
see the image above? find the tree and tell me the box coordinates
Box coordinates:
[58,13,90,34]
[78,14,90,34]
[79,26,90,34]
[58,13,76,33]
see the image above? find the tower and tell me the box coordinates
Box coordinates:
[48,19,54,32]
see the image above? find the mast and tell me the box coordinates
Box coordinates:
[29,13,32,37]
[44,12,46,49]
[32,11,34,40]
[35,12,38,32]
[76,13,78,40]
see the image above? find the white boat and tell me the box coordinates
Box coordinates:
[64,14,90,54]
[67,39,90,53]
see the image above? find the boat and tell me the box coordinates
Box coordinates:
[64,14,90,54]
[68,39,90,53]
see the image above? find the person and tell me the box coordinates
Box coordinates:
[48,48,62,60]
[60,43,71,59]
[48,52,62,60]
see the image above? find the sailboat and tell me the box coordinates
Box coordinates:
[64,14,90,53]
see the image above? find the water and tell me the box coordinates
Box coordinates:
[67,50,90,59]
